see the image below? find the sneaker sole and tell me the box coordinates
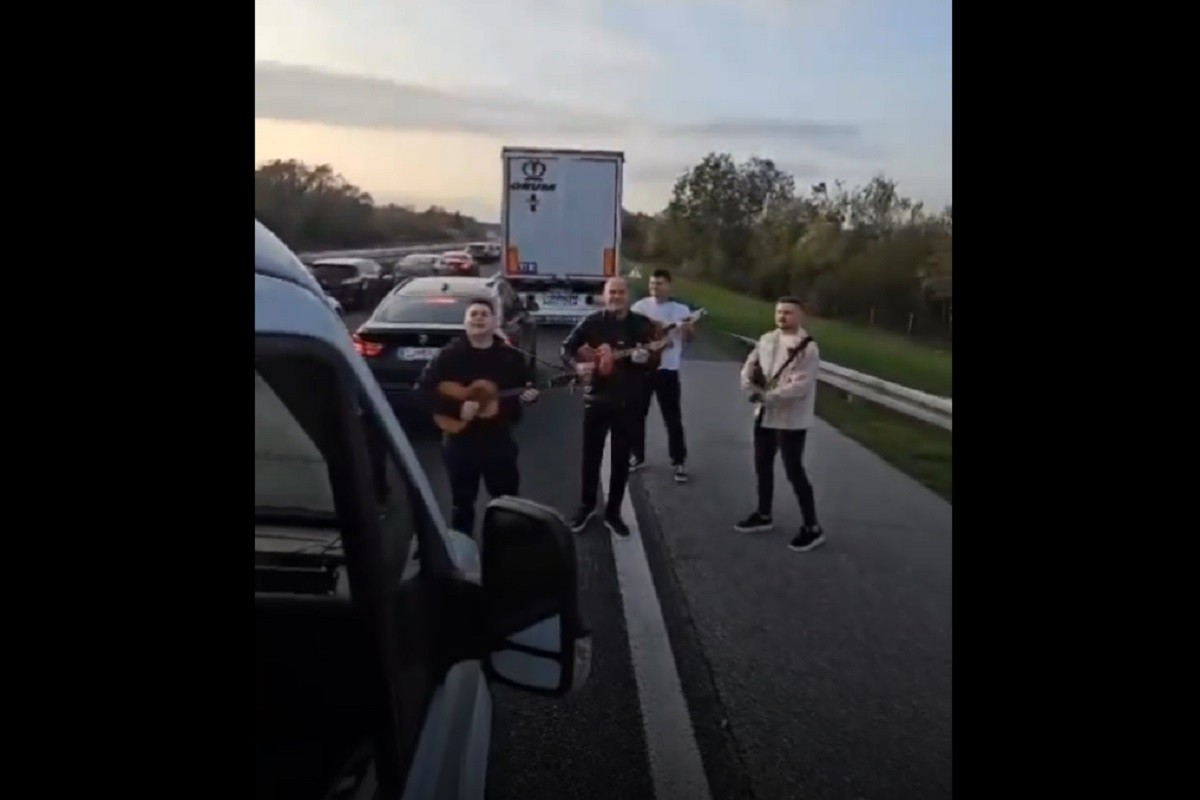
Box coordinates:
[604,519,631,538]
[734,522,774,533]
[570,510,597,533]
[788,535,826,553]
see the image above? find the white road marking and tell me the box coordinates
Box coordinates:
[601,441,713,800]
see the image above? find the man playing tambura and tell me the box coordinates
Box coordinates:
[629,268,696,483]
[417,298,538,536]
[735,296,825,552]
[560,277,658,538]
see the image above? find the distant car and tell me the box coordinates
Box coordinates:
[394,253,440,281]
[300,265,346,315]
[465,242,498,265]
[308,257,389,311]
[437,251,480,277]
[353,275,538,411]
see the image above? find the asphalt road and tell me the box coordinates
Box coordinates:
[342,286,952,800]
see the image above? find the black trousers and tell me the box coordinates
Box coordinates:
[580,401,635,514]
[753,417,818,527]
[442,432,519,535]
[632,369,687,465]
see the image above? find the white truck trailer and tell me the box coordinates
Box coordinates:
[500,146,625,326]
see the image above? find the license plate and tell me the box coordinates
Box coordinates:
[544,293,577,306]
[399,347,438,361]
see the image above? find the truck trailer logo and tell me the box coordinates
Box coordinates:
[522,159,546,180]
[511,158,557,194]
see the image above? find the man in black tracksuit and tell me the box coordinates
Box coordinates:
[560,277,658,538]
[417,298,538,536]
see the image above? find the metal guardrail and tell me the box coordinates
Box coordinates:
[297,242,477,261]
[726,332,952,431]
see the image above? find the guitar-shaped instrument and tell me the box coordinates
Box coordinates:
[575,308,708,380]
[747,336,814,412]
[433,372,576,434]
[646,308,708,366]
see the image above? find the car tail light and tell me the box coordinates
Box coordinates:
[353,334,383,357]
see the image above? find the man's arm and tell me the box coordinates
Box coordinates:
[560,313,593,366]
[678,303,697,342]
[416,347,463,417]
[629,313,660,372]
[740,343,763,392]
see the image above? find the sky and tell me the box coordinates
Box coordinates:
[254,0,951,223]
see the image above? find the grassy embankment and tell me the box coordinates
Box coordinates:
[656,274,953,503]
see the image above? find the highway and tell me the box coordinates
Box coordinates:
[341,275,953,800]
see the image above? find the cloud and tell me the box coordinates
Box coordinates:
[255,61,872,158]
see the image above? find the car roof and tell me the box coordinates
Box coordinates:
[255,219,328,302]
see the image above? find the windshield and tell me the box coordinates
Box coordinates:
[255,369,335,519]
[373,295,476,325]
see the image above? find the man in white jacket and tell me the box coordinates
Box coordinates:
[735,296,825,552]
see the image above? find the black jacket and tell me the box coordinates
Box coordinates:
[417,335,534,437]
[560,309,657,406]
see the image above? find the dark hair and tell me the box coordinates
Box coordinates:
[651,268,672,281]
[776,295,805,309]
[466,297,495,313]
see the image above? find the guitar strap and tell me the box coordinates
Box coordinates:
[766,335,812,384]
[754,334,813,421]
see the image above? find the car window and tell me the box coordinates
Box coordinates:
[374,295,476,324]
[255,362,417,574]
[255,369,335,517]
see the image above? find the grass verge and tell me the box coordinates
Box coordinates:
[666,274,952,398]
[624,261,952,502]
[815,390,952,503]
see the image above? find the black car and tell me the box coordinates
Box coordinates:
[308,257,389,311]
[352,276,538,412]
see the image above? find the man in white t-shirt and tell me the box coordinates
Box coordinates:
[629,268,695,483]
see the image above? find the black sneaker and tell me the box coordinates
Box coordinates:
[628,455,645,473]
[604,510,631,538]
[672,464,689,483]
[789,525,826,552]
[569,506,597,533]
[733,512,773,532]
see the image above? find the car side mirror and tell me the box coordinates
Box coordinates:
[480,496,590,696]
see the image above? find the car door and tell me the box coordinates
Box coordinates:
[256,334,491,800]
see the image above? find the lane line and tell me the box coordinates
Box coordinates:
[601,441,714,800]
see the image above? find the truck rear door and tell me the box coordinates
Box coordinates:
[504,153,620,279]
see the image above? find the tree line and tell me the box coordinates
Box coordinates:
[621,153,952,342]
[255,159,495,252]
[255,155,951,342]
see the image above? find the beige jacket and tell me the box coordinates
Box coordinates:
[739,329,820,430]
